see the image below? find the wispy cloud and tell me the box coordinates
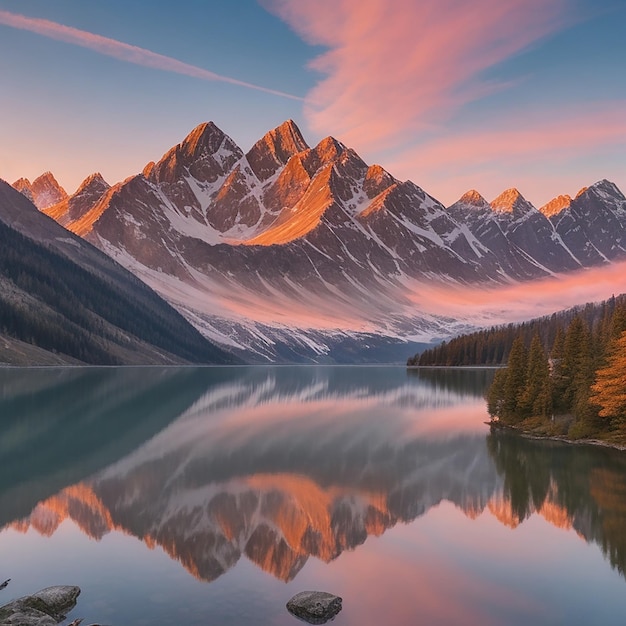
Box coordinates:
[406,261,626,326]
[390,103,626,171]
[0,9,303,101]
[265,0,569,148]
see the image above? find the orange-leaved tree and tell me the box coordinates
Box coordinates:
[590,330,626,428]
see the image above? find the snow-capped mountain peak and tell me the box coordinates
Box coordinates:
[17,119,626,363]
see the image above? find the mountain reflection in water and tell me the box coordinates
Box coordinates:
[3,366,626,587]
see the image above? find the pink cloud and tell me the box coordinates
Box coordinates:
[389,103,626,174]
[406,261,626,327]
[386,101,626,204]
[265,0,569,149]
[0,9,302,101]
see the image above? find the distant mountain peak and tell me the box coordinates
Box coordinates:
[180,121,229,158]
[13,171,67,210]
[573,180,625,204]
[271,119,309,151]
[540,194,572,217]
[457,189,490,208]
[490,188,533,214]
[589,179,624,198]
[363,164,396,199]
[148,121,242,185]
[75,172,109,195]
[246,119,309,181]
[33,171,60,185]
[12,177,34,202]
[12,176,31,188]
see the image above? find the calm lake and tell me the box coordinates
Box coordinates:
[1,366,626,625]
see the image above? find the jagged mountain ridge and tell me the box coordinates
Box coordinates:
[14,120,626,362]
[13,171,68,210]
[42,172,110,227]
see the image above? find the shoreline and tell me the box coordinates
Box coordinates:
[487,420,626,452]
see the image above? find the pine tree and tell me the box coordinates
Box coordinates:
[550,325,567,412]
[519,334,552,418]
[561,316,593,411]
[487,368,508,419]
[502,337,528,423]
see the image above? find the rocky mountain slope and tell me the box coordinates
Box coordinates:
[15,120,626,362]
[0,180,238,365]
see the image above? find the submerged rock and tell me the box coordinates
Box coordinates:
[0,585,80,625]
[286,590,342,624]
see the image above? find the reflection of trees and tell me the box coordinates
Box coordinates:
[408,367,495,397]
[487,431,626,578]
[589,468,626,577]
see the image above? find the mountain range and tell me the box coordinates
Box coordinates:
[8,120,626,363]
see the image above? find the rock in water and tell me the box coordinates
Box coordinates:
[286,591,342,624]
[31,587,81,616]
[0,585,80,625]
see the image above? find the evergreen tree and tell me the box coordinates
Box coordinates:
[561,316,593,410]
[519,334,552,418]
[502,337,528,423]
[550,325,567,412]
[487,368,508,419]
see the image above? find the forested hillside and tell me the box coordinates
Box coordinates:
[486,298,626,441]
[409,294,626,366]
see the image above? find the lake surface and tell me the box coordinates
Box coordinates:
[1,366,626,625]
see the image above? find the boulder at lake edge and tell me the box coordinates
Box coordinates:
[286,590,342,624]
[0,585,80,626]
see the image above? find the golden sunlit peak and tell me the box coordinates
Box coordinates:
[142,161,156,178]
[490,188,531,213]
[12,170,68,209]
[259,119,309,157]
[539,194,572,217]
[312,136,344,161]
[458,189,489,208]
[12,177,34,201]
[12,176,31,189]
[575,186,589,199]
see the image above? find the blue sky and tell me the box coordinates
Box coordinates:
[0,0,624,206]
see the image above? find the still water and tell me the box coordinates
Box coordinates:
[1,366,626,625]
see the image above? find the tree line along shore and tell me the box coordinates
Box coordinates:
[409,295,626,444]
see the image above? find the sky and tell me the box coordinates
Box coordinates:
[0,0,624,207]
